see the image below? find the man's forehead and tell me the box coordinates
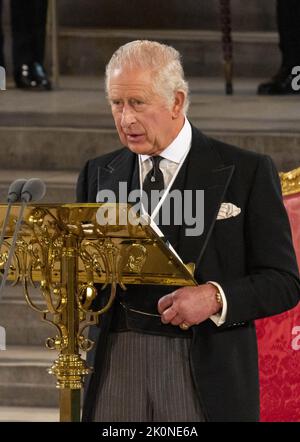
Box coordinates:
[108,68,156,97]
[109,66,153,84]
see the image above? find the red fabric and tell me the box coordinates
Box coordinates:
[256,193,300,421]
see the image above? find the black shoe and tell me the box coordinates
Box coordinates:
[14,63,52,91]
[257,66,300,95]
[14,64,36,89]
[31,62,52,91]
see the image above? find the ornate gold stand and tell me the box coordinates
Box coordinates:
[280,167,300,196]
[0,203,196,421]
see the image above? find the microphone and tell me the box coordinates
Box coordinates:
[0,179,27,251]
[20,178,46,203]
[0,178,46,299]
[8,179,28,203]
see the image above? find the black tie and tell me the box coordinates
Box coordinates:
[143,156,165,214]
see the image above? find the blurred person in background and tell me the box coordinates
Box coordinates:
[258,0,300,95]
[0,0,51,90]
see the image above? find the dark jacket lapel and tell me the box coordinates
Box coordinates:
[96,148,138,201]
[155,155,188,248]
[176,126,235,272]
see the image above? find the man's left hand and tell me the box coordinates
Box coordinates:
[157,283,221,327]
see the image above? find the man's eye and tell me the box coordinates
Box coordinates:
[111,100,122,106]
[131,100,144,106]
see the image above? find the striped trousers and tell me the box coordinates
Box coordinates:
[93,331,205,422]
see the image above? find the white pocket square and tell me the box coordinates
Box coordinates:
[217,202,241,220]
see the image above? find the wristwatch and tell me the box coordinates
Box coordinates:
[215,291,223,309]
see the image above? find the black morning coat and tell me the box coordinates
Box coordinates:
[76,125,300,422]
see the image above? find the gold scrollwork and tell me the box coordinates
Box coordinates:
[280,167,300,196]
[0,239,20,286]
[123,243,148,273]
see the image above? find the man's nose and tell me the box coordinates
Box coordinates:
[120,105,136,128]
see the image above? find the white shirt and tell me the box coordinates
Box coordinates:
[140,116,192,189]
[138,118,227,326]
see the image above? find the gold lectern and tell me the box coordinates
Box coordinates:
[0,203,196,422]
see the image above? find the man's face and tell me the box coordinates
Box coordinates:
[107,67,184,156]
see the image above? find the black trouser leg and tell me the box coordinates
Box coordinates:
[277,0,300,68]
[0,0,4,67]
[10,0,48,73]
[31,0,48,64]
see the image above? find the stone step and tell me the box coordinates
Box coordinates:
[56,28,281,77]
[0,346,58,407]
[2,27,281,78]
[0,127,120,169]
[57,0,276,31]
[0,294,57,347]
[0,169,77,203]
[5,76,299,130]
[0,406,59,422]
[1,126,300,174]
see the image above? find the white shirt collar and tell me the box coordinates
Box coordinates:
[140,117,192,164]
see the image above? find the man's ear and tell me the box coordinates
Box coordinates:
[172,91,185,118]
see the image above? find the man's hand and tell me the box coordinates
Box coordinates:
[157,283,221,327]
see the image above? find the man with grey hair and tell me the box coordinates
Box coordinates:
[77,40,300,422]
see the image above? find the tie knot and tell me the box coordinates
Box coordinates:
[151,155,163,170]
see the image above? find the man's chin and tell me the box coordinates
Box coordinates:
[126,143,153,155]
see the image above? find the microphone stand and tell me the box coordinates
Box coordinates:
[0,201,27,298]
[0,179,27,252]
[0,178,46,299]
